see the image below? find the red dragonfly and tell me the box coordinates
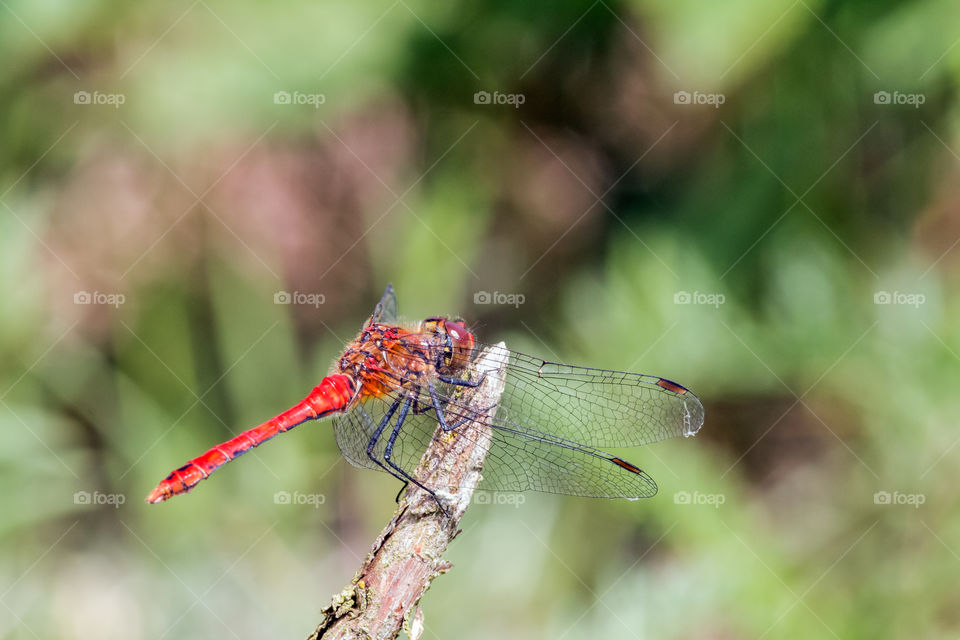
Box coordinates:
[147,285,704,508]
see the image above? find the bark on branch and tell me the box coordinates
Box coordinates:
[309,342,509,640]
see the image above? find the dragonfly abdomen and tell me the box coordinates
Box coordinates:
[146,374,356,503]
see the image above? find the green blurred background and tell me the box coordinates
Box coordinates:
[2,0,958,638]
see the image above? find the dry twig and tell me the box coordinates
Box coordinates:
[309,342,508,640]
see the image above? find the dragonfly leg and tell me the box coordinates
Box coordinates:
[410,389,434,415]
[410,386,449,420]
[428,381,491,431]
[383,395,449,516]
[429,381,462,431]
[365,396,410,486]
[437,372,486,388]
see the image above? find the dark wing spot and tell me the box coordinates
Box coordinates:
[610,457,644,474]
[657,378,688,394]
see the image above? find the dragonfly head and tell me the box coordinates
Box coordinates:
[422,316,475,375]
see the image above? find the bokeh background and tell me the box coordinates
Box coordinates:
[2,1,958,638]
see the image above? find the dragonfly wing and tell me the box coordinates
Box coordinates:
[332,395,439,475]
[332,405,381,471]
[334,390,658,499]
[489,349,705,449]
[369,283,398,325]
[480,422,658,498]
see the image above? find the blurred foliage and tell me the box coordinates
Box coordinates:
[1,0,959,638]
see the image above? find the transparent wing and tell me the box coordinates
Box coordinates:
[486,346,705,449]
[478,420,657,497]
[332,404,383,472]
[333,397,442,477]
[376,342,705,448]
[333,383,659,499]
[332,337,702,499]
[368,283,398,325]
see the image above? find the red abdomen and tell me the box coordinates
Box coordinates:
[146,374,355,503]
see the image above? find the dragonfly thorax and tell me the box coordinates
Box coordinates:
[335,319,474,400]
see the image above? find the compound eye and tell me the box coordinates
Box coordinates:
[445,320,468,344]
[441,319,474,371]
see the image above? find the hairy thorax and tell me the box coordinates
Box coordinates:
[336,323,440,400]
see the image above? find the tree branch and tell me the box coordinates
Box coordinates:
[309,342,509,640]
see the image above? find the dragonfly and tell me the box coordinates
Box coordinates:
[147,284,704,510]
